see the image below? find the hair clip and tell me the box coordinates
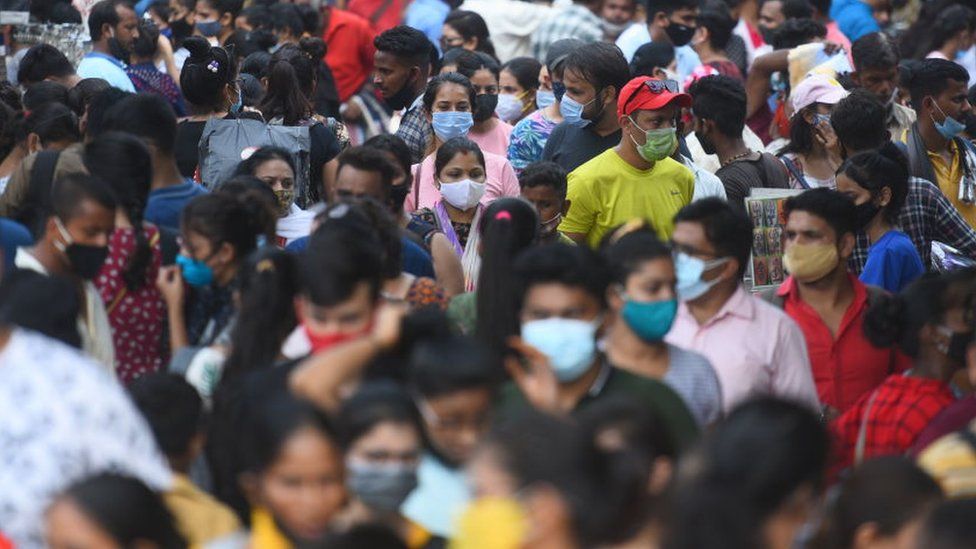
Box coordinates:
[494,211,512,221]
[207,60,220,73]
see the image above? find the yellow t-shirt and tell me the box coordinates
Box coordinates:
[559,150,695,248]
[927,140,976,227]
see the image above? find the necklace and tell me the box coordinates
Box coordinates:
[722,150,754,166]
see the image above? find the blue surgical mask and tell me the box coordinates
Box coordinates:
[521,317,600,382]
[812,113,831,127]
[931,100,966,140]
[176,254,215,287]
[674,252,730,302]
[431,111,474,142]
[621,297,678,342]
[536,89,556,110]
[195,20,222,38]
[560,94,595,128]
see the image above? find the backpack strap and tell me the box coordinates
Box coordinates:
[778,154,809,189]
[25,150,61,237]
[758,286,785,308]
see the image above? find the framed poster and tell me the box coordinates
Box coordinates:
[745,188,802,291]
[0,0,29,25]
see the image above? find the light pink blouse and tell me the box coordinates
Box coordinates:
[467,120,514,157]
[404,149,521,212]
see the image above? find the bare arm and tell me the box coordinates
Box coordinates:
[429,233,464,297]
[745,50,789,119]
[157,265,189,352]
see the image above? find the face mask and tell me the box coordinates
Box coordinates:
[854,200,881,230]
[346,460,418,513]
[473,93,499,122]
[629,119,677,162]
[812,113,831,127]
[496,93,524,122]
[431,111,474,141]
[304,323,369,354]
[665,21,696,47]
[536,89,556,110]
[54,218,109,280]
[601,18,631,39]
[552,81,567,103]
[176,253,215,287]
[521,317,600,382]
[783,242,839,283]
[560,94,596,128]
[439,178,485,211]
[274,189,295,217]
[931,100,966,140]
[454,497,528,549]
[759,25,775,44]
[674,252,730,302]
[160,27,173,39]
[621,296,678,342]
[196,20,222,37]
[385,75,418,111]
[539,211,562,236]
[936,325,975,363]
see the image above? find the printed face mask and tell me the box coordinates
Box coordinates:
[274,189,295,217]
[629,117,677,162]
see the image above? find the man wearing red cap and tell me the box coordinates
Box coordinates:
[559,76,696,248]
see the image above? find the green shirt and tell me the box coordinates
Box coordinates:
[497,360,700,451]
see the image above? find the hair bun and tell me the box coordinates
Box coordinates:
[298,37,326,60]
[183,36,213,61]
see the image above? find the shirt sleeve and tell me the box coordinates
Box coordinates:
[558,170,597,236]
[859,248,895,292]
[771,315,821,411]
[930,183,976,258]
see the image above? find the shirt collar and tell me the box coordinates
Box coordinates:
[778,273,868,307]
[678,284,755,327]
[407,93,425,113]
[85,50,126,70]
[587,358,613,398]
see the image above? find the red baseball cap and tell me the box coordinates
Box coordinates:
[617,76,692,119]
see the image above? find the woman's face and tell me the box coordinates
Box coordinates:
[763,485,817,549]
[835,173,875,207]
[46,497,123,549]
[622,257,677,303]
[431,83,473,114]
[257,427,346,542]
[255,158,296,192]
[500,69,525,96]
[180,227,234,284]
[470,69,499,97]
[440,23,476,52]
[348,421,422,468]
[436,151,487,186]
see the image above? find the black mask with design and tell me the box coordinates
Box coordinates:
[665,21,696,47]
[473,93,499,122]
[385,75,418,111]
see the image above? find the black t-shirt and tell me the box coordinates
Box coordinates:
[175,119,207,178]
[542,121,622,173]
[715,152,790,213]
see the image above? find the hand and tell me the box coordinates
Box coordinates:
[156,265,185,308]
[814,120,842,164]
[505,337,562,415]
[370,300,408,352]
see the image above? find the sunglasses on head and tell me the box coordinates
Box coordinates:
[623,79,680,111]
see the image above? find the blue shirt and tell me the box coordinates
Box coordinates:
[0,218,32,275]
[615,23,701,81]
[859,230,925,293]
[289,235,436,279]
[830,0,881,42]
[405,0,451,55]
[77,52,136,92]
[145,180,208,231]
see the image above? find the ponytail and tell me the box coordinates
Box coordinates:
[474,198,538,366]
[259,41,321,125]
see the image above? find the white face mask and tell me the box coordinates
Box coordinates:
[439,178,486,211]
[495,93,524,122]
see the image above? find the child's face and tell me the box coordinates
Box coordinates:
[520,185,566,230]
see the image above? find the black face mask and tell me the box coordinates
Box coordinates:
[940,326,975,363]
[474,93,498,122]
[759,25,776,45]
[55,218,109,280]
[665,21,696,47]
[697,128,716,155]
[854,200,881,230]
[385,75,418,111]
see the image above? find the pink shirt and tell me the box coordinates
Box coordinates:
[825,21,852,58]
[404,149,521,212]
[468,120,513,157]
[665,286,820,412]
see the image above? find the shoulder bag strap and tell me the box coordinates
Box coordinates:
[779,155,809,189]
[854,388,882,466]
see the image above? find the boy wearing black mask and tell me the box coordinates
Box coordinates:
[13,174,116,370]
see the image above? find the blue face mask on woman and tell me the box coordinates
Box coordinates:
[195,20,222,38]
[431,111,474,141]
[176,254,215,287]
[620,296,678,342]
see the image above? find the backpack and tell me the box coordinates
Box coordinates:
[197,117,313,206]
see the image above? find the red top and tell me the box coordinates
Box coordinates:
[778,274,911,412]
[323,8,377,103]
[830,375,955,477]
[346,0,405,33]
[95,226,166,384]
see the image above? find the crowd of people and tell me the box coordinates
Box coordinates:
[1,0,976,547]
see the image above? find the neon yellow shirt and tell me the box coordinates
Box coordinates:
[559,149,695,248]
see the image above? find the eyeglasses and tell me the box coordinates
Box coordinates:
[623,79,680,111]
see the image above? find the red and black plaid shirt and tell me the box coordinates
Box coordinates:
[830,374,955,478]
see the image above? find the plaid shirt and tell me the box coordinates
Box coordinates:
[531,4,604,60]
[397,102,433,164]
[851,177,976,273]
[830,374,955,478]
